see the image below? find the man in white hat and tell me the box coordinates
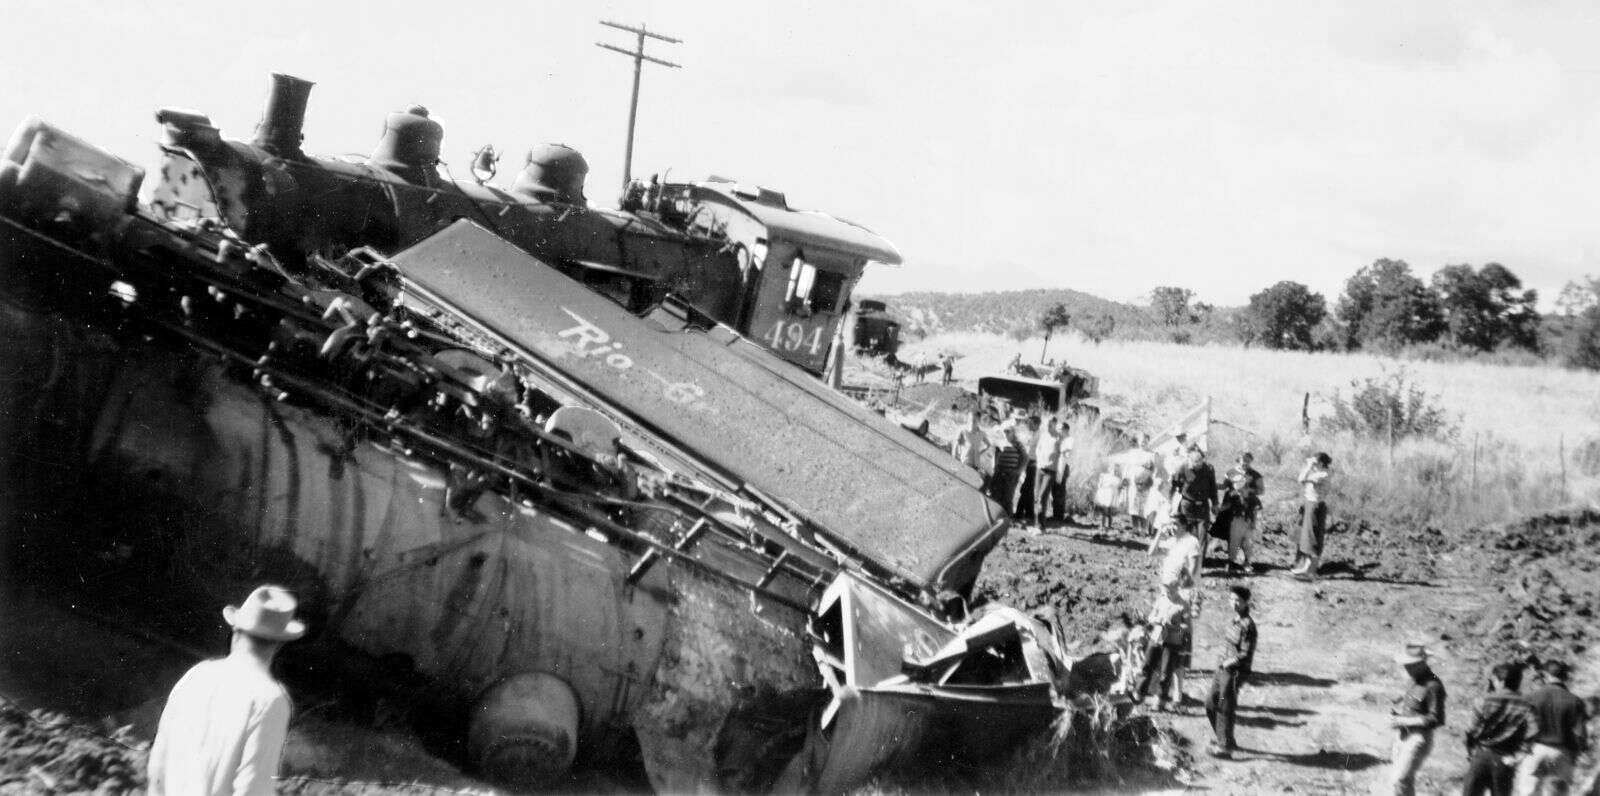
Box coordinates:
[148,584,306,796]
[1388,643,1447,796]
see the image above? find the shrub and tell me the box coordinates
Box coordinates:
[1321,367,1456,441]
[1573,435,1600,478]
[1562,305,1600,370]
[1260,432,1291,467]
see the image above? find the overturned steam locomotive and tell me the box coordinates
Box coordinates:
[0,74,1069,792]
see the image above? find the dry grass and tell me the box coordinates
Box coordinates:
[882,332,1600,528]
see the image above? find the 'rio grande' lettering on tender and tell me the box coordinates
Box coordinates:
[558,308,706,408]
[558,307,634,370]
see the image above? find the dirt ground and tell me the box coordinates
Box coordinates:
[976,507,1600,794]
[4,509,1598,793]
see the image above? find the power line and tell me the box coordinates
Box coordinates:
[596,21,682,194]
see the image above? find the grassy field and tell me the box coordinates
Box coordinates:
[871,331,1600,529]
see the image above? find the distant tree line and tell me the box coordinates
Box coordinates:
[865,261,1600,370]
[1151,258,1597,366]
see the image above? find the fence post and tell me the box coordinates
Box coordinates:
[1387,404,1395,469]
[1301,392,1310,435]
[1472,433,1479,493]
[1560,434,1568,504]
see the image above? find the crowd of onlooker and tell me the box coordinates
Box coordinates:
[948,404,1338,580]
[951,406,1074,532]
[948,403,1591,793]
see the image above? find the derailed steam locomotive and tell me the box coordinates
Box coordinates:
[0,74,1066,792]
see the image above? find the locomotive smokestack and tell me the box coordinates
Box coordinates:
[253,73,314,157]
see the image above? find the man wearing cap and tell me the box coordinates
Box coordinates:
[1389,643,1447,796]
[149,585,306,796]
[1515,659,1589,795]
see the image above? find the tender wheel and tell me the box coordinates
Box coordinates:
[467,672,580,788]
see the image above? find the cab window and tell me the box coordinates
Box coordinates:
[784,255,846,315]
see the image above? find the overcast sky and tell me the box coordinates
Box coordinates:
[3,1,1596,306]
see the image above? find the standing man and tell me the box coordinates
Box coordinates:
[149,584,306,796]
[951,409,992,488]
[1390,643,1448,796]
[1516,659,1589,795]
[1034,417,1065,527]
[1293,452,1333,580]
[1013,414,1042,526]
[989,412,1024,517]
[1170,444,1218,555]
[1206,586,1257,759]
[1053,421,1073,524]
[1462,662,1535,796]
[941,353,954,385]
[1224,452,1264,573]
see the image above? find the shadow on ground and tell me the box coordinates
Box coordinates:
[1248,671,1337,688]
[1232,747,1386,771]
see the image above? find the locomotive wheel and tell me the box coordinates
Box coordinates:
[467,672,581,788]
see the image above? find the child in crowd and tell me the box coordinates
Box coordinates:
[1135,583,1192,712]
[1094,464,1123,531]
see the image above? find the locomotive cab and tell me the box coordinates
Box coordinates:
[651,179,901,374]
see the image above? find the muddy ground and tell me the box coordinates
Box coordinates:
[4,509,1598,793]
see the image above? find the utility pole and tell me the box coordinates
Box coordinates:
[597,21,681,193]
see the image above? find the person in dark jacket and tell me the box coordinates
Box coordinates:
[1170,445,1217,553]
[1206,586,1257,758]
[1462,662,1535,796]
[1218,453,1264,573]
[1390,643,1447,796]
[1515,659,1590,795]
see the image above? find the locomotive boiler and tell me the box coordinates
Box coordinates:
[149,73,896,377]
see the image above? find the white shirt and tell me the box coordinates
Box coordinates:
[1159,533,1201,589]
[952,425,990,469]
[1301,465,1331,502]
[1034,426,1062,469]
[149,656,291,796]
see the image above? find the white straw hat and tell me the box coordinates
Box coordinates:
[222,584,307,642]
[1394,643,1429,665]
